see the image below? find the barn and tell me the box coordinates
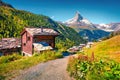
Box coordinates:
[21,27,59,56]
[0,38,21,56]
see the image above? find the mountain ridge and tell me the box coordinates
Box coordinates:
[96,23,120,32]
[0,0,13,8]
[65,11,96,29]
[64,11,110,41]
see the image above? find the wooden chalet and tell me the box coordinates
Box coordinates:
[21,28,59,56]
[0,38,21,56]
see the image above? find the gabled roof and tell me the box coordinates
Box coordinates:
[0,38,21,50]
[21,28,59,36]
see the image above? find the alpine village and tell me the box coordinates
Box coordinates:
[0,0,120,80]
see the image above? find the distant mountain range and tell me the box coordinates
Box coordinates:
[64,11,120,33]
[95,23,120,32]
[64,12,110,41]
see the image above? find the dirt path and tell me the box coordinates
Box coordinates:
[13,56,74,80]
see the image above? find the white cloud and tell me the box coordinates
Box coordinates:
[51,16,55,19]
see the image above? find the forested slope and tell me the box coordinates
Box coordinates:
[0,6,86,48]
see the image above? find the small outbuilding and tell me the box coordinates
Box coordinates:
[0,38,21,56]
[21,28,59,56]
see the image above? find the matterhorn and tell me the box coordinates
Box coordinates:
[65,11,96,29]
[64,11,110,41]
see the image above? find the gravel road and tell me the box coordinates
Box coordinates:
[13,56,74,80]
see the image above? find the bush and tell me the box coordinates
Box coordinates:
[33,50,63,60]
[33,52,40,56]
[0,53,22,64]
[55,52,63,58]
[67,54,120,80]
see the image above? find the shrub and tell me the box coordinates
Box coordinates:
[0,53,22,64]
[55,52,63,58]
[67,54,120,80]
[33,50,63,59]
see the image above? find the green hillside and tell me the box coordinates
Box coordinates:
[67,35,120,80]
[84,35,120,62]
[0,6,86,48]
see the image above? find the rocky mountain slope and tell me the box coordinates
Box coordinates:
[79,29,110,41]
[96,23,120,32]
[64,11,110,41]
[65,11,96,30]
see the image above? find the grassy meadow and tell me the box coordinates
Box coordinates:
[84,35,120,62]
[67,35,120,80]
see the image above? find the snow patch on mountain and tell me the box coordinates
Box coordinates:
[65,11,91,25]
[64,11,120,32]
[96,23,120,32]
[81,18,91,24]
[65,11,96,29]
[99,23,110,28]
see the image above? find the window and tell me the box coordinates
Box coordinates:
[27,36,30,41]
[23,43,26,46]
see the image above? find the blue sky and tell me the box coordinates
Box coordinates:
[3,0,120,24]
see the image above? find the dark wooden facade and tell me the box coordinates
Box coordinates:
[0,38,21,56]
[0,48,20,56]
[21,28,59,56]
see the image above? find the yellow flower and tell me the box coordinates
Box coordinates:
[104,66,110,71]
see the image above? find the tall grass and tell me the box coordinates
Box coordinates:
[67,54,120,80]
[84,35,120,62]
[0,53,22,64]
[67,35,120,80]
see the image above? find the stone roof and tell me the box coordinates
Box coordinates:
[33,42,53,51]
[25,28,59,36]
[0,38,21,50]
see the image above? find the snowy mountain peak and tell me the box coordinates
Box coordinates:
[95,23,113,32]
[74,11,83,21]
[65,11,91,24]
[65,11,84,24]
[65,11,95,29]
[99,23,109,28]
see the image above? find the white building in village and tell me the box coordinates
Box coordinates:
[86,42,94,48]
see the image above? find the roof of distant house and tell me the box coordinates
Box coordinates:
[21,28,59,36]
[0,38,21,50]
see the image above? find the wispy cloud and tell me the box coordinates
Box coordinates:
[51,16,55,19]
